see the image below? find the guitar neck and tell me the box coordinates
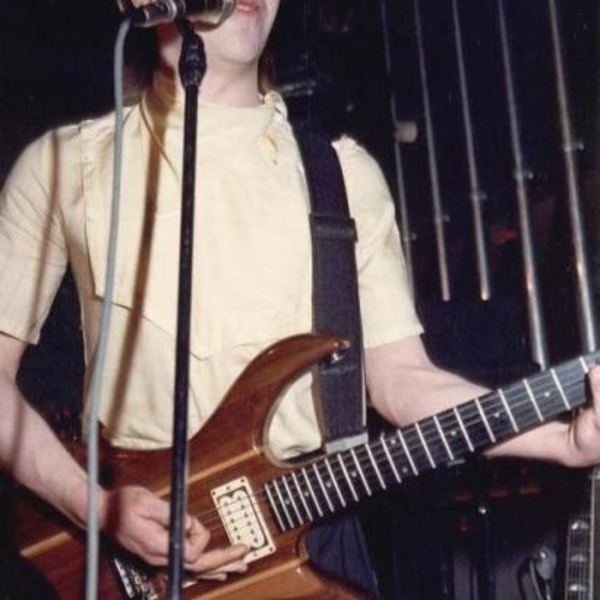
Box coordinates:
[265,352,598,532]
[564,467,600,599]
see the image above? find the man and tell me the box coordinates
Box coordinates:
[1,0,600,591]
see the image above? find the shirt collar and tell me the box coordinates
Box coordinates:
[140,69,287,159]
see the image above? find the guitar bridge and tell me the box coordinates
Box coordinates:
[211,476,276,563]
[111,554,159,600]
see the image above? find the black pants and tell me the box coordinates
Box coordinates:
[306,513,381,599]
[0,554,59,600]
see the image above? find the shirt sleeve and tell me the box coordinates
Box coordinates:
[0,132,69,343]
[333,136,423,348]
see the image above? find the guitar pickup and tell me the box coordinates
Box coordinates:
[211,477,276,563]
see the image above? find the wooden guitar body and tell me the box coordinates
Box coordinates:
[14,333,367,599]
[14,333,597,598]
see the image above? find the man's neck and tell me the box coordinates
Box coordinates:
[156,26,261,108]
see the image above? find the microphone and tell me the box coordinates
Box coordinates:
[117,0,237,28]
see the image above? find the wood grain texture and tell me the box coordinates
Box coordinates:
[14,333,367,600]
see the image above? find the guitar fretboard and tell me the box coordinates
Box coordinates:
[265,352,598,532]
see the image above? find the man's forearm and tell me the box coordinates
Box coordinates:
[0,374,92,526]
[366,337,600,467]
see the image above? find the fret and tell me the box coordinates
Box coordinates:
[265,483,286,531]
[265,482,287,531]
[498,388,519,432]
[337,454,360,501]
[455,402,490,448]
[312,463,335,512]
[365,444,387,489]
[415,422,436,468]
[350,448,372,496]
[550,368,571,410]
[397,430,419,475]
[503,380,544,430]
[554,360,588,412]
[403,426,436,472]
[479,392,518,441]
[324,458,347,507]
[433,415,454,460]
[527,369,570,418]
[291,472,313,521]
[301,467,323,517]
[436,409,471,458]
[273,478,295,529]
[475,397,496,442]
[579,356,590,374]
[281,475,304,524]
[453,406,474,452]
[381,431,418,478]
[522,378,543,422]
[420,417,459,465]
[380,436,402,483]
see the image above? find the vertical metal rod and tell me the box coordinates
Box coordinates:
[547,0,597,352]
[496,0,549,369]
[451,0,492,301]
[412,0,451,301]
[168,20,205,599]
[377,0,415,297]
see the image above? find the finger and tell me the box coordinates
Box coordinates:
[184,521,211,562]
[590,366,600,407]
[201,560,249,576]
[198,572,227,582]
[134,527,170,563]
[142,495,171,527]
[186,544,248,573]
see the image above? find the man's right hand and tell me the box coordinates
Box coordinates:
[101,486,248,580]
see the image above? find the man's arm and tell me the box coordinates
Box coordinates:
[366,335,600,467]
[0,333,246,574]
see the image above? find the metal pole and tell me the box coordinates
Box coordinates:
[168,20,205,599]
[377,0,416,298]
[496,0,549,370]
[412,0,451,301]
[451,0,492,301]
[547,0,597,353]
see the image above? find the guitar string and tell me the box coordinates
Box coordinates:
[192,368,587,531]
[189,369,587,533]
[195,369,586,532]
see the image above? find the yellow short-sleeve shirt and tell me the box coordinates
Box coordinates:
[0,73,422,458]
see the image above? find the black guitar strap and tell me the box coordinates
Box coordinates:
[294,128,368,453]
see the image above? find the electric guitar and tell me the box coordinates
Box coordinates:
[13,333,599,599]
[563,467,600,599]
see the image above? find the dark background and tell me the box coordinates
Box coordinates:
[1,1,599,598]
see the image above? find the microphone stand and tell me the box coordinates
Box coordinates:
[167,18,205,600]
